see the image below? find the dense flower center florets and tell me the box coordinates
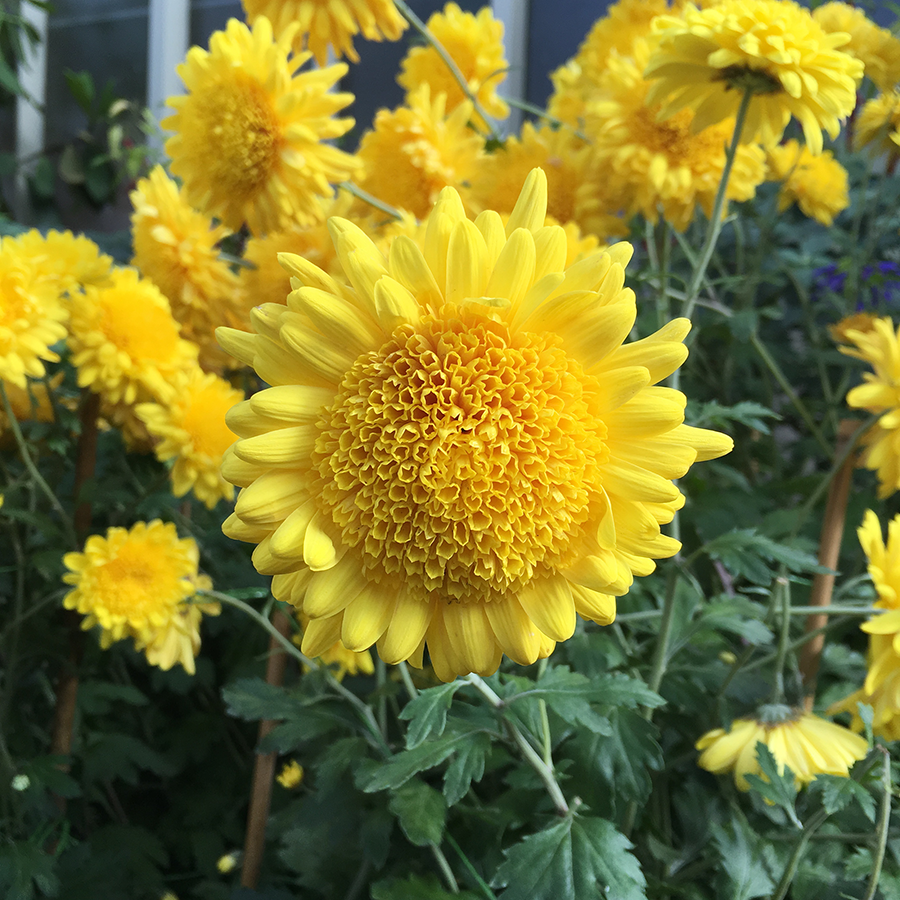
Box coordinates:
[312,308,609,604]
[99,293,181,360]
[91,552,180,619]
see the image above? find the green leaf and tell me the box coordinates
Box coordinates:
[64,69,94,113]
[58,145,84,185]
[399,681,462,748]
[28,157,55,201]
[371,874,481,900]
[689,400,780,435]
[83,158,115,204]
[388,779,447,847]
[78,681,148,715]
[222,677,298,721]
[443,731,490,805]
[20,756,81,799]
[81,733,176,785]
[809,774,876,822]
[703,528,829,585]
[713,820,774,899]
[0,56,24,96]
[358,731,469,792]
[744,743,801,827]
[492,816,646,900]
[858,702,875,747]
[593,708,663,804]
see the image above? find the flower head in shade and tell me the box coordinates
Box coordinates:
[766,140,849,227]
[644,0,864,155]
[584,39,766,232]
[355,85,483,220]
[0,373,65,441]
[62,520,217,674]
[855,90,900,160]
[136,368,242,509]
[813,2,900,92]
[398,2,508,128]
[841,317,900,498]
[217,168,732,681]
[0,236,70,388]
[697,706,868,790]
[163,17,359,234]
[68,268,199,406]
[241,0,406,66]
[130,166,242,373]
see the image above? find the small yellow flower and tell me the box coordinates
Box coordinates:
[697,707,868,790]
[644,0,864,155]
[164,17,359,234]
[398,2,509,128]
[855,90,900,160]
[766,140,849,227]
[276,759,304,788]
[136,368,243,509]
[217,852,239,874]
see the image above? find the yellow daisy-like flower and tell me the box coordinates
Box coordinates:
[217,168,732,681]
[855,90,900,159]
[130,166,243,373]
[13,229,113,294]
[163,17,359,234]
[766,139,849,227]
[813,2,900,92]
[697,707,868,790]
[355,85,483,219]
[585,40,766,232]
[398,2,508,128]
[62,520,217,674]
[136,368,242,509]
[0,236,69,388]
[841,316,900,498]
[242,0,406,66]
[68,268,199,406]
[829,311,877,345]
[855,509,900,648]
[644,0,864,155]
[276,759,304,788]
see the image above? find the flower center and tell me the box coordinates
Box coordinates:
[100,293,181,361]
[717,65,783,95]
[93,549,181,620]
[313,308,609,604]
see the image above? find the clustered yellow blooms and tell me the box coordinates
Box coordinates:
[766,140,850,227]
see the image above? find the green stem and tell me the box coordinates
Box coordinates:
[338,181,403,220]
[655,219,672,328]
[445,833,498,900]
[465,674,569,816]
[772,576,792,704]
[393,0,500,141]
[647,566,680,697]
[502,97,590,141]
[398,661,419,700]
[862,748,892,900]
[771,808,831,900]
[430,844,460,894]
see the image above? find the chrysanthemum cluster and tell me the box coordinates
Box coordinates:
[766,140,849,227]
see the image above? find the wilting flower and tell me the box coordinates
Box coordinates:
[62,520,217,674]
[136,368,242,509]
[644,0,864,155]
[855,90,900,160]
[355,84,483,219]
[130,166,242,372]
[766,140,849,227]
[398,2,508,127]
[841,316,900,498]
[241,0,406,66]
[697,706,868,790]
[163,17,359,234]
[217,168,731,681]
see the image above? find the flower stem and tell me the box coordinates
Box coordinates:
[770,807,831,900]
[646,566,680,698]
[772,576,792,704]
[863,748,892,900]
[338,181,403,220]
[430,844,460,894]
[445,833,498,900]
[398,660,419,700]
[465,674,569,816]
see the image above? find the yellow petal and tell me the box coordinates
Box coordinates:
[249,384,335,422]
[446,218,488,304]
[377,592,435,664]
[288,286,382,352]
[304,553,367,619]
[424,187,466,291]
[517,574,576,642]
[235,470,310,527]
[532,225,568,282]
[303,510,344,571]
[301,613,343,658]
[216,327,256,367]
[571,585,616,625]
[269,497,319,560]
[474,209,506,269]
[506,168,548,235]
[280,319,355,383]
[485,228,536,311]
[341,584,394,651]
[442,602,501,676]
[484,597,542,666]
[234,425,318,466]
[373,276,421,330]
[388,236,442,308]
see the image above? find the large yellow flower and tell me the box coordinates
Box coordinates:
[0,236,68,388]
[68,267,199,406]
[136,368,242,509]
[697,707,868,790]
[293,611,375,681]
[585,40,766,231]
[217,169,732,681]
[813,2,900,92]
[855,90,900,159]
[841,316,900,498]
[398,2,508,127]
[355,85,483,219]
[644,0,864,155]
[766,140,849,227]
[163,17,359,234]
[242,0,406,66]
[62,520,217,674]
[13,229,113,294]
[130,166,243,373]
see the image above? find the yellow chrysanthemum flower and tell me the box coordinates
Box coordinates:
[68,267,199,406]
[136,368,242,509]
[0,236,69,388]
[216,852,239,874]
[130,166,243,373]
[813,2,900,92]
[644,0,864,155]
[163,17,359,234]
[841,316,900,498]
[697,707,868,790]
[585,40,766,232]
[398,2,508,128]
[62,520,217,674]
[242,0,406,66]
[855,90,900,159]
[276,759,304,788]
[766,140,849,227]
[13,229,113,294]
[467,122,626,242]
[355,85,483,219]
[291,610,375,680]
[217,168,732,681]
[829,311,877,345]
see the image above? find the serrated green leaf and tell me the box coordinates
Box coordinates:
[400,681,462,748]
[809,774,876,822]
[221,677,298,722]
[703,529,829,585]
[358,732,468,792]
[713,820,774,899]
[443,732,490,805]
[858,702,874,747]
[594,708,663,804]
[689,400,780,435]
[389,779,447,847]
[745,743,800,826]
[492,816,646,900]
